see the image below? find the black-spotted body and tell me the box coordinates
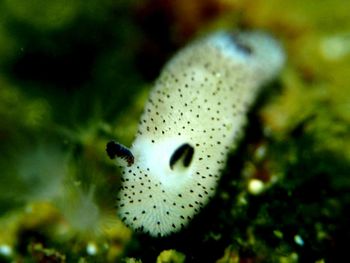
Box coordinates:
[107,31,285,237]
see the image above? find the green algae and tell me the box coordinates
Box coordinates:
[156,250,186,263]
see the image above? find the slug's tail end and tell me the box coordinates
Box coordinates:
[233,31,285,82]
[207,30,285,83]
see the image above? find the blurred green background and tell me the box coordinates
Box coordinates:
[0,0,349,262]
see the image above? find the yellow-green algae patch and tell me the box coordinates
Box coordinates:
[156,250,186,263]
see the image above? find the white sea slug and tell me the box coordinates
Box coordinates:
[107,31,285,237]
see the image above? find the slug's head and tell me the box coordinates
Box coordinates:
[106,138,205,237]
[106,139,195,183]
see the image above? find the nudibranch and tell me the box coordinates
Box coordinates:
[107,31,285,237]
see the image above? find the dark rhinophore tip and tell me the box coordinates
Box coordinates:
[106,141,117,159]
[170,143,194,170]
[106,141,134,167]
